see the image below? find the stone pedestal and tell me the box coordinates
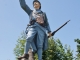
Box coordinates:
[21,58,27,60]
[21,49,34,60]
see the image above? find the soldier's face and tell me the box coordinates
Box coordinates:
[33,2,40,9]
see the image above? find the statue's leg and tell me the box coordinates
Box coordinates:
[18,27,37,60]
[37,27,45,60]
[24,28,37,54]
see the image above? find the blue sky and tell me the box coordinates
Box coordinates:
[0,0,80,60]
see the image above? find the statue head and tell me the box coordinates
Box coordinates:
[33,0,41,9]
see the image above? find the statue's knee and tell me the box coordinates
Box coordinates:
[37,46,43,49]
[26,37,33,43]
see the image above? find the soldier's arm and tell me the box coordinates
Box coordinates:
[19,0,32,15]
[44,13,51,33]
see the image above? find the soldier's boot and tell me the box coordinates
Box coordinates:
[17,54,29,60]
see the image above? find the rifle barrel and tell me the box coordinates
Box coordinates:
[51,20,70,36]
[55,20,70,32]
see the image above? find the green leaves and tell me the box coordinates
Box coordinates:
[42,38,74,60]
[14,31,26,58]
[75,39,80,60]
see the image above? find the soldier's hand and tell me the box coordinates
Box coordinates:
[48,32,52,37]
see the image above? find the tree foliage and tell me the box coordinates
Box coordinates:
[14,32,26,58]
[75,39,80,60]
[41,38,74,60]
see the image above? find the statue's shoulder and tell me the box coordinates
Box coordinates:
[41,11,46,15]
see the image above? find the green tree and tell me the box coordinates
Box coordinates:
[14,31,26,59]
[41,38,74,60]
[75,39,80,60]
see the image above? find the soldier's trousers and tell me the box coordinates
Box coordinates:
[24,25,45,60]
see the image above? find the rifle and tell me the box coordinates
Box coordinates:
[48,20,70,38]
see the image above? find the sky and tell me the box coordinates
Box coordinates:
[0,0,80,60]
